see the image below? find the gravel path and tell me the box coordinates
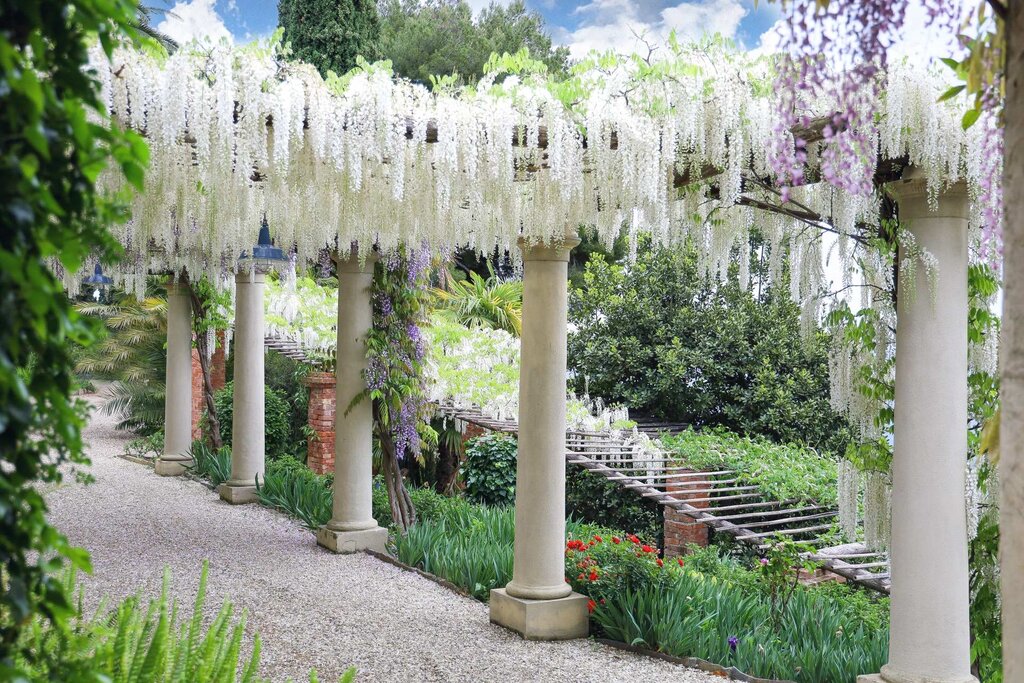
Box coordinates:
[46,396,722,683]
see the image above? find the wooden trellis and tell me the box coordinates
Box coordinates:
[437,402,891,594]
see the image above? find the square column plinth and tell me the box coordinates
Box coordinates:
[218,483,259,504]
[316,526,388,554]
[489,588,589,640]
[154,458,191,477]
[857,673,977,683]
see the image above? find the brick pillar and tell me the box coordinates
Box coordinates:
[462,421,488,445]
[663,468,710,557]
[211,329,227,392]
[191,348,203,442]
[305,371,336,475]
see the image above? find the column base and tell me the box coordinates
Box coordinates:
[858,670,978,683]
[154,457,191,476]
[489,588,589,640]
[218,483,259,504]
[316,525,388,554]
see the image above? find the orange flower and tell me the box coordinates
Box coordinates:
[593,534,603,543]
[612,536,621,544]
[677,557,685,567]
[656,558,664,567]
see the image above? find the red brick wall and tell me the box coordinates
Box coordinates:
[663,468,711,557]
[305,372,336,475]
[191,348,203,442]
[462,421,488,443]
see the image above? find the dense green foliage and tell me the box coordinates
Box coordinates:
[662,429,839,506]
[256,456,333,531]
[14,562,350,682]
[213,382,292,459]
[461,433,518,507]
[565,463,663,546]
[568,238,852,455]
[432,269,523,336]
[392,502,888,682]
[75,292,167,433]
[277,0,380,78]
[378,0,569,85]
[0,0,148,671]
[188,441,232,488]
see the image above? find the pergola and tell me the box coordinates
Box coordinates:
[82,40,996,683]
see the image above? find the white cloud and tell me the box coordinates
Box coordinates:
[465,0,513,14]
[157,0,233,46]
[563,0,748,59]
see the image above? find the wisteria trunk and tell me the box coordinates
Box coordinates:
[375,400,416,533]
[189,287,223,450]
[1002,4,1024,681]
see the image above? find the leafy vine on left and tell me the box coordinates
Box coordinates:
[0,0,148,677]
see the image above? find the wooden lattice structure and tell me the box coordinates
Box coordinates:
[438,402,891,594]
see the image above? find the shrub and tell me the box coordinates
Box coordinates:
[214,382,292,459]
[256,456,332,531]
[566,462,662,547]
[662,428,839,505]
[567,237,852,455]
[188,440,232,487]
[461,433,517,507]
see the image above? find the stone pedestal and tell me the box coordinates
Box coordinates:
[318,248,387,553]
[304,371,336,475]
[490,233,587,640]
[489,589,589,640]
[221,272,265,504]
[865,175,976,683]
[156,280,193,477]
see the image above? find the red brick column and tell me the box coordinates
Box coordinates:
[663,468,711,557]
[305,371,336,475]
[210,329,227,392]
[462,421,488,444]
[191,348,203,441]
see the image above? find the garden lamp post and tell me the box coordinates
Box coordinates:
[220,218,287,504]
[82,263,114,303]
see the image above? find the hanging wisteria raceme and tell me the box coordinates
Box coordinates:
[80,36,1000,310]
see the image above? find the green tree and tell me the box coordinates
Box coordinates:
[568,236,852,455]
[379,0,569,85]
[0,0,147,673]
[277,0,380,78]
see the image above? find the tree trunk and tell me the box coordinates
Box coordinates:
[1002,4,1024,681]
[374,400,416,532]
[188,287,223,450]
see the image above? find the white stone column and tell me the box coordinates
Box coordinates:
[220,271,265,504]
[860,177,976,683]
[155,280,194,476]
[490,233,589,640]
[316,247,387,553]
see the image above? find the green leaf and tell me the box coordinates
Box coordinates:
[937,84,965,103]
[962,108,981,130]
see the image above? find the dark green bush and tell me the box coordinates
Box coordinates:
[256,456,332,531]
[566,462,662,546]
[461,433,518,506]
[568,236,852,455]
[213,382,291,458]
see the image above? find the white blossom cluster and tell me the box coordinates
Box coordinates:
[77,41,991,310]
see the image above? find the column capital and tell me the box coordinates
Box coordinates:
[887,171,968,220]
[336,244,377,274]
[518,235,582,262]
[234,270,267,284]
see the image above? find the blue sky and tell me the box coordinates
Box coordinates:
[156,0,786,58]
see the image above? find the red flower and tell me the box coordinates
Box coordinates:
[587,599,596,614]
[612,536,621,544]
[656,558,664,567]
[627,535,640,544]
[600,598,606,605]
[588,570,599,582]
[641,544,654,553]
[677,557,685,567]
[578,573,585,580]
[593,534,603,543]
